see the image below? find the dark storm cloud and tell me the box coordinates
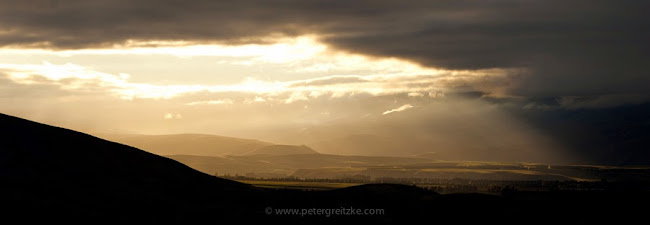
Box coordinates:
[1,0,648,99]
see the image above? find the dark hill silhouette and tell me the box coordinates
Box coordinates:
[244,144,319,156]
[0,113,248,189]
[0,113,259,223]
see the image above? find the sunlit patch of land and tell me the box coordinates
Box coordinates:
[217,160,650,194]
[234,180,363,190]
[170,153,650,184]
[228,174,616,194]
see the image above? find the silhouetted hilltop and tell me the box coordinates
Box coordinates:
[0,113,248,189]
[0,113,256,223]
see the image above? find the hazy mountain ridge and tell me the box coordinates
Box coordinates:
[244,144,319,156]
[94,132,274,156]
[96,133,323,157]
[92,129,650,182]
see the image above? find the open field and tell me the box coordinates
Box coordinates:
[170,154,650,182]
[234,180,363,190]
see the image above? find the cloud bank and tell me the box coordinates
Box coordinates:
[1,0,648,103]
[1,1,649,164]
[0,61,507,103]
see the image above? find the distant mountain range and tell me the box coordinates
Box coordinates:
[93,129,648,182]
[243,144,319,156]
[94,132,320,157]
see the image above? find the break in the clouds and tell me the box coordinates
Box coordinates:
[1,0,649,103]
[0,37,513,103]
[1,1,649,164]
[0,60,508,103]
[163,113,182,120]
[185,99,234,106]
[382,104,413,115]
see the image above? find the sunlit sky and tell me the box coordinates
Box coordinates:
[1,36,506,100]
[0,35,568,162]
[2,0,648,163]
[0,34,517,124]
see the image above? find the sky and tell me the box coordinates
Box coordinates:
[1,0,649,164]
